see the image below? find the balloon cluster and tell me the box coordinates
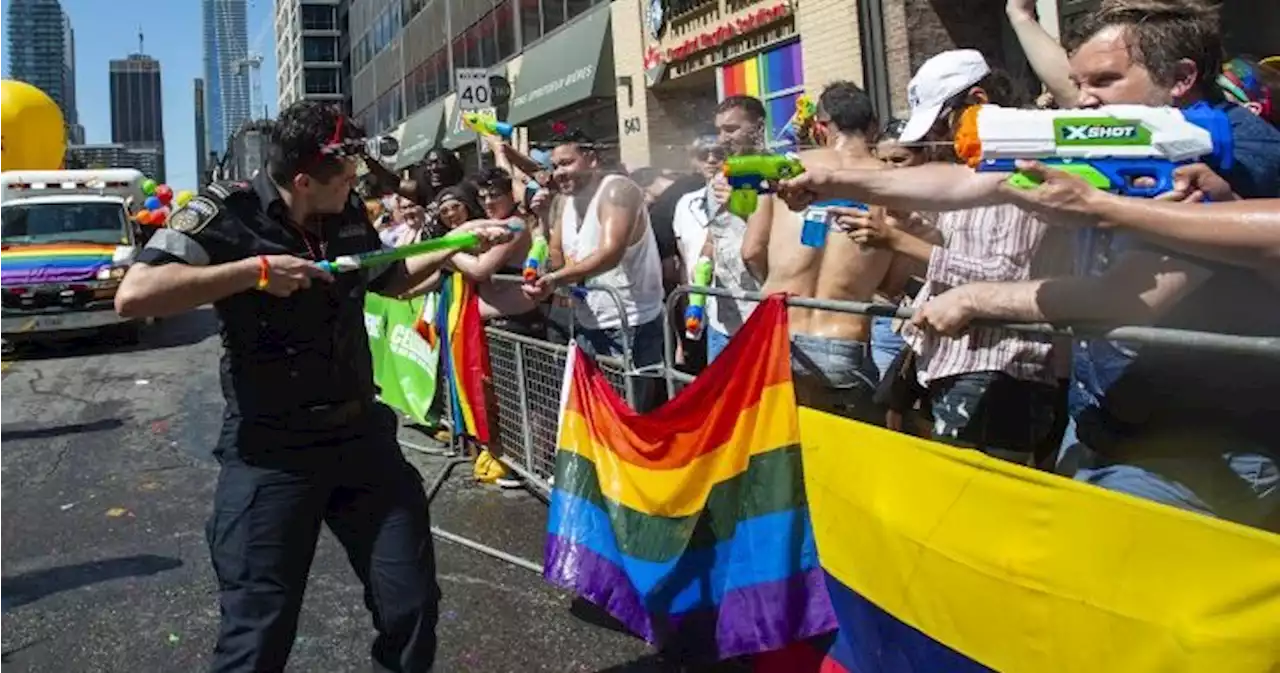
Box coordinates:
[134,179,194,227]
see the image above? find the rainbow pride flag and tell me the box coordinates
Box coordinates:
[432,271,492,444]
[803,411,1280,673]
[545,295,835,661]
[1,243,117,285]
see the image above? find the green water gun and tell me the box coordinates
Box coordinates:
[684,256,714,340]
[316,230,482,274]
[722,154,805,218]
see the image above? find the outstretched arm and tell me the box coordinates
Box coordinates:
[547,180,645,285]
[781,162,1009,213]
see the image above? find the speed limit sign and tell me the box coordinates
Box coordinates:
[455,68,490,110]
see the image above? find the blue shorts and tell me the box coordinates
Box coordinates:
[790,333,880,424]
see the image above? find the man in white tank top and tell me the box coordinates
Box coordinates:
[522,130,665,408]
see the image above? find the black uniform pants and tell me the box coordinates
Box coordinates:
[207,403,439,673]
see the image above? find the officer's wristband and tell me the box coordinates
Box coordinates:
[256,256,270,291]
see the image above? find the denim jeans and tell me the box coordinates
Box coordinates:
[928,371,1059,464]
[871,317,906,383]
[790,333,881,424]
[575,317,664,412]
[707,328,730,363]
[1062,418,1280,531]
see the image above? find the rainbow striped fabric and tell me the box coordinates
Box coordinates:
[545,295,835,661]
[431,271,491,444]
[1,243,116,285]
[803,411,1280,673]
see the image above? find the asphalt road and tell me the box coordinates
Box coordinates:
[0,309,723,673]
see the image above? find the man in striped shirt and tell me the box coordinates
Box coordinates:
[781,50,1071,464]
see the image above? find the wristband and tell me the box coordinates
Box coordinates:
[256,256,270,290]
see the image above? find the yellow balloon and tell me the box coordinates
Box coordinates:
[175,190,195,207]
[1,80,67,171]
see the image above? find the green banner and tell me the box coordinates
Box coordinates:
[364,292,440,425]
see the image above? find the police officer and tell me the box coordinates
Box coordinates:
[115,101,511,672]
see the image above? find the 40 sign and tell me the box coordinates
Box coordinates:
[455,69,512,110]
[455,69,491,110]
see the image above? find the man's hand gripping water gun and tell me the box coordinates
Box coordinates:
[463,111,515,139]
[722,154,806,218]
[683,256,714,340]
[956,103,1234,197]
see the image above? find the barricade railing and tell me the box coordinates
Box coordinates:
[662,285,1280,396]
[416,279,1280,578]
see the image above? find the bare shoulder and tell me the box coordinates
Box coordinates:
[601,174,644,207]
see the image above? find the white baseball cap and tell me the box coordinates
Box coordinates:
[899,49,991,143]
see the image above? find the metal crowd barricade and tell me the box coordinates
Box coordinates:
[661,285,1280,396]
[411,274,648,576]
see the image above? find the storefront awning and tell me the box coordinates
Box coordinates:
[393,100,446,170]
[505,3,614,126]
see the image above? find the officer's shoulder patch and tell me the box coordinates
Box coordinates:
[169,196,221,235]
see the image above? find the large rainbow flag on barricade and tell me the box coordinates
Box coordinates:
[804,411,1280,673]
[544,295,836,661]
[428,271,491,444]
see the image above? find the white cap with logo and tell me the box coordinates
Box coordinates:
[899,49,991,143]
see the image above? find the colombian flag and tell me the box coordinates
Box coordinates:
[544,295,836,661]
[433,271,492,444]
[804,413,1280,673]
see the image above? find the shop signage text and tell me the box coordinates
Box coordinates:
[647,2,792,67]
[510,65,596,109]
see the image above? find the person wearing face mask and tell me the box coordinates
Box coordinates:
[778,52,1073,463]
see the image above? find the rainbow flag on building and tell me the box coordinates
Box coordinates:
[545,295,835,661]
[431,271,491,444]
[803,411,1280,673]
[1,243,119,284]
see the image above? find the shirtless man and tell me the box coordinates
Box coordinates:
[747,81,896,421]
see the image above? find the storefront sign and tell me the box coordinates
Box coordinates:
[510,65,596,110]
[660,3,791,64]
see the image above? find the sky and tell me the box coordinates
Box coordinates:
[1,0,279,189]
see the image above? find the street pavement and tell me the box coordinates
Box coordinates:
[0,309,729,672]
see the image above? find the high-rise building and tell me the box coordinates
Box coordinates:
[6,0,80,142]
[203,0,252,155]
[67,143,162,177]
[195,78,210,186]
[110,36,165,182]
[61,10,83,144]
[274,0,347,111]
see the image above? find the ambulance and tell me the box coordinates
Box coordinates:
[1,169,149,346]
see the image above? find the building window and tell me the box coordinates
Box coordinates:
[566,0,596,21]
[520,0,542,44]
[496,0,516,60]
[304,68,341,95]
[300,4,336,30]
[303,36,338,62]
[543,0,566,36]
[717,41,804,150]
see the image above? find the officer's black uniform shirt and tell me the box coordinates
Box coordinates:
[137,173,402,425]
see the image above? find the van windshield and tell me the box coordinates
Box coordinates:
[1,202,130,246]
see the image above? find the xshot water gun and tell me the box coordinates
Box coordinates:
[524,235,549,282]
[953,104,1234,197]
[463,111,515,139]
[722,154,805,218]
[684,256,714,340]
